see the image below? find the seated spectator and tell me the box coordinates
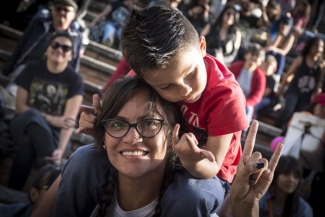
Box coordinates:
[275,36,325,130]
[89,0,138,48]
[1,0,83,77]
[266,14,295,76]
[235,0,270,60]
[228,43,266,124]
[0,164,61,217]
[202,5,241,66]
[180,0,212,34]
[8,31,84,191]
[273,0,296,15]
[259,155,313,217]
[291,0,311,39]
[254,55,278,119]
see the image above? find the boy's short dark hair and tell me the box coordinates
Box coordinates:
[31,164,62,191]
[245,43,265,61]
[120,5,199,77]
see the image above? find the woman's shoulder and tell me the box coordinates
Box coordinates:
[297,197,313,216]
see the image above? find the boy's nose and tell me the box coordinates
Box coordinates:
[180,84,192,96]
[123,127,142,145]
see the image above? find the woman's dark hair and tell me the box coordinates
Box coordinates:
[213,5,239,30]
[31,164,62,192]
[205,5,239,53]
[94,76,179,217]
[121,5,199,77]
[293,0,311,18]
[271,156,303,217]
[301,36,323,57]
[266,1,282,22]
[47,31,75,55]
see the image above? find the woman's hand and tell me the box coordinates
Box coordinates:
[230,120,283,216]
[76,94,102,136]
[46,149,64,165]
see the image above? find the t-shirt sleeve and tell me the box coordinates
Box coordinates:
[205,81,248,136]
[67,72,84,99]
[14,64,35,91]
[53,144,111,217]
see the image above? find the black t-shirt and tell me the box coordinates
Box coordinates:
[15,60,84,116]
[266,75,276,99]
[105,1,130,27]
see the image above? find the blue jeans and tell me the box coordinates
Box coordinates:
[268,51,285,76]
[102,22,122,48]
[254,97,272,119]
[161,166,227,217]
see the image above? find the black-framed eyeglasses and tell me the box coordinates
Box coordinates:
[101,119,166,138]
[50,41,72,53]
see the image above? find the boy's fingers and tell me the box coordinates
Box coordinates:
[80,105,96,115]
[242,120,259,163]
[172,124,180,145]
[93,94,102,116]
[269,142,283,172]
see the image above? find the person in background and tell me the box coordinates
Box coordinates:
[0,164,62,217]
[275,36,325,130]
[1,0,83,77]
[8,31,84,191]
[235,0,270,60]
[291,0,311,39]
[307,0,325,33]
[202,5,241,66]
[266,1,282,25]
[266,14,295,76]
[254,55,278,119]
[89,0,138,48]
[274,0,296,15]
[259,156,313,217]
[228,43,266,124]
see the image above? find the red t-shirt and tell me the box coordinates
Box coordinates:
[179,55,248,183]
[127,55,248,182]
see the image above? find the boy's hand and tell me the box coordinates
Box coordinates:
[76,94,102,136]
[172,124,215,163]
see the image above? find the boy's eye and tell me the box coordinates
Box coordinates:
[186,69,196,78]
[161,84,172,90]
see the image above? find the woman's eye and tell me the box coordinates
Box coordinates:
[110,121,126,128]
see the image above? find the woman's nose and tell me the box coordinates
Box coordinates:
[123,126,142,144]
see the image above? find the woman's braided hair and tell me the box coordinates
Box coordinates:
[94,76,180,216]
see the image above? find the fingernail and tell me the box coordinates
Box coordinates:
[255,162,264,169]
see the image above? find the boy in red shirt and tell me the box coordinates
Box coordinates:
[78,5,248,214]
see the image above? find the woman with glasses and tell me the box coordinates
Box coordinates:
[8,31,84,191]
[32,76,283,217]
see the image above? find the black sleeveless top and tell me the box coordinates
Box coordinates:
[287,57,322,99]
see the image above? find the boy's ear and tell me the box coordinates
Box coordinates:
[199,36,207,57]
[29,187,39,203]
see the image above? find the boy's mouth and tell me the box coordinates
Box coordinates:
[120,151,148,156]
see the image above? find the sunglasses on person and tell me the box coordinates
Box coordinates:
[102,119,166,138]
[54,6,75,13]
[50,41,72,53]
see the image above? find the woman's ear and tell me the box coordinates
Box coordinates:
[29,187,39,203]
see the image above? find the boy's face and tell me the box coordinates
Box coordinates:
[143,37,207,103]
[261,62,275,76]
